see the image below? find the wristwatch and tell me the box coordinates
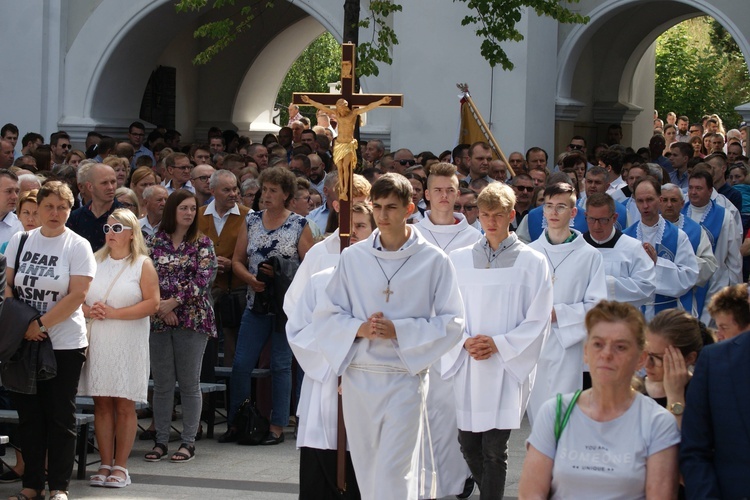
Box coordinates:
[36,319,48,334]
[669,402,685,415]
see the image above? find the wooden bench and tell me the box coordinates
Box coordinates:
[0,409,94,480]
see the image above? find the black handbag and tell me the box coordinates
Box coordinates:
[0,232,42,363]
[233,398,270,446]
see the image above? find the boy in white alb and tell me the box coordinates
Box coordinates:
[413,162,480,498]
[444,182,553,499]
[315,174,464,500]
[284,203,375,499]
[528,183,607,424]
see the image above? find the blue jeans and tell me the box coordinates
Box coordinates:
[230,309,293,428]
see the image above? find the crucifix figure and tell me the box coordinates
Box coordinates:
[294,43,402,247]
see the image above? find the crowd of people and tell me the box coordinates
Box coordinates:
[0,109,747,500]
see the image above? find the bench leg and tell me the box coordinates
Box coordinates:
[77,423,89,480]
[207,392,216,439]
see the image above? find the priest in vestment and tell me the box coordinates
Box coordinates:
[527,183,607,423]
[285,203,375,499]
[413,162,480,498]
[314,174,464,500]
[444,182,553,500]
[623,178,698,319]
[582,193,656,307]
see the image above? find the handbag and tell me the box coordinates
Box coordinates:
[0,232,42,363]
[85,260,128,347]
[554,389,582,443]
[0,232,57,394]
[233,397,270,446]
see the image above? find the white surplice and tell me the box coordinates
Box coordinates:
[285,266,340,450]
[413,211,481,497]
[284,229,342,451]
[584,230,656,307]
[315,228,465,500]
[444,237,553,432]
[527,231,607,424]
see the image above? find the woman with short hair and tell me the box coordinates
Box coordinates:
[4,181,96,500]
[519,301,680,499]
[707,283,750,341]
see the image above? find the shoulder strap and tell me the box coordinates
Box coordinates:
[101,261,129,304]
[12,232,29,299]
[554,389,582,443]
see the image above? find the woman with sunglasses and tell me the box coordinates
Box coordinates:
[144,190,217,463]
[78,209,159,488]
[4,181,96,500]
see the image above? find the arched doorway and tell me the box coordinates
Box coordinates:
[554,0,750,153]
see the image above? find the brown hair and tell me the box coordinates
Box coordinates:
[130,166,157,188]
[258,166,297,205]
[707,283,750,329]
[159,190,200,243]
[585,300,646,349]
[37,180,74,208]
[647,309,703,358]
[370,173,412,206]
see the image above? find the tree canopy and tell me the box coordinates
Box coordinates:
[655,17,750,127]
[175,0,588,76]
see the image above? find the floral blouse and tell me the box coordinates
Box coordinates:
[147,230,218,336]
[244,210,307,308]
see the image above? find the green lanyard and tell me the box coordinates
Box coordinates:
[554,389,582,443]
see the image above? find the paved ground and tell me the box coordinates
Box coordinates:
[0,416,531,499]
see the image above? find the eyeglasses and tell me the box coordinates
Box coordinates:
[170,165,192,171]
[454,204,477,211]
[118,202,137,210]
[192,175,211,183]
[514,186,534,193]
[568,144,583,151]
[103,223,132,234]
[60,144,72,150]
[585,215,613,225]
[398,159,417,166]
[543,204,571,214]
[645,351,664,367]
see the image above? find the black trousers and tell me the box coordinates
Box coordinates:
[12,348,86,491]
[458,428,512,500]
[299,447,361,500]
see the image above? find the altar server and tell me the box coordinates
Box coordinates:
[582,192,655,307]
[413,162,479,498]
[623,177,698,319]
[444,182,553,500]
[527,182,607,423]
[314,173,464,500]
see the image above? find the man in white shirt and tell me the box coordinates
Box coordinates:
[138,185,168,237]
[0,169,22,246]
[163,153,195,194]
[445,182,552,500]
[191,164,216,206]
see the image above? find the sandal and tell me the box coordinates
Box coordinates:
[103,465,131,488]
[9,490,44,500]
[89,464,112,486]
[170,443,195,463]
[144,443,168,462]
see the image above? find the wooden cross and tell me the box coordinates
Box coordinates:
[293,42,403,494]
[293,42,402,253]
[383,285,394,303]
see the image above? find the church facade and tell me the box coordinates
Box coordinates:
[2,0,749,155]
